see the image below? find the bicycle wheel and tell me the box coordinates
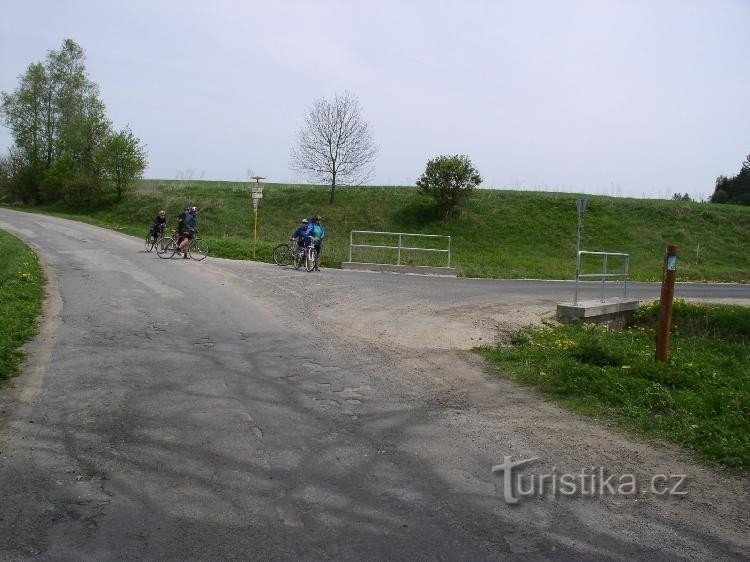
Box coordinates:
[305,247,317,272]
[189,238,209,261]
[155,236,169,254]
[145,233,155,252]
[157,237,177,259]
[273,243,292,266]
[293,248,303,270]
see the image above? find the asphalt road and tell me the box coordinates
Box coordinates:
[0,209,748,560]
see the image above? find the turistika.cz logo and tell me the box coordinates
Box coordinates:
[491,456,687,504]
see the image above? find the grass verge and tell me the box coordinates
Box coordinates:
[0,230,45,383]
[476,300,750,471]
[3,180,750,281]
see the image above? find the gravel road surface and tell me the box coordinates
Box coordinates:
[0,209,748,560]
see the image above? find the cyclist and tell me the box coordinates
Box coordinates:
[175,207,188,250]
[290,218,309,250]
[178,206,198,258]
[303,213,326,271]
[149,210,167,242]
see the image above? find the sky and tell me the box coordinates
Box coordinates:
[1,0,748,200]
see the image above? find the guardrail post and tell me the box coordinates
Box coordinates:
[397,233,402,265]
[447,236,451,268]
[573,250,581,306]
[624,255,629,299]
[601,254,608,302]
[349,231,353,262]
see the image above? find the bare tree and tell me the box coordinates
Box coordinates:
[290,91,377,203]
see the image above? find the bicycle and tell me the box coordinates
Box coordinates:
[157,231,209,261]
[303,239,318,272]
[273,240,305,269]
[272,240,295,266]
[145,224,166,252]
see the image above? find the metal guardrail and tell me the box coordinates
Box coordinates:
[348,231,452,268]
[575,251,629,305]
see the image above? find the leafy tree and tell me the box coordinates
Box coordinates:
[0,153,11,199]
[0,38,147,207]
[0,63,49,170]
[46,154,101,207]
[98,127,147,201]
[290,91,378,204]
[416,154,482,220]
[711,154,750,205]
[1,63,51,200]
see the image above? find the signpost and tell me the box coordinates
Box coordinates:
[656,245,678,362]
[250,176,265,259]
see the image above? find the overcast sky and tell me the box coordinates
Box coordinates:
[1,0,748,200]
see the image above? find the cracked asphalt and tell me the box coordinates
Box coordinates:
[0,209,748,560]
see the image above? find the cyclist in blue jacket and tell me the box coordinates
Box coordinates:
[288,218,309,262]
[178,206,198,258]
[303,214,326,271]
[291,218,309,246]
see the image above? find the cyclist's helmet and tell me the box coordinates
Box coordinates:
[190,206,197,214]
[159,210,166,216]
[301,218,309,224]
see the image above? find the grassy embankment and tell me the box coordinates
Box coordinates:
[5,179,749,282]
[478,301,750,471]
[0,230,45,383]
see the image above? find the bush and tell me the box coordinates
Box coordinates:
[416,154,482,220]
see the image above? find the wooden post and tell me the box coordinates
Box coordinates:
[656,245,678,362]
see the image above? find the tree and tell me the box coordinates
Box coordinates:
[1,63,51,201]
[416,154,482,220]
[0,152,12,199]
[47,39,111,196]
[98,127,147,201]
[0,63,49,170]
[711,154,750,205]
[290,91,377,204]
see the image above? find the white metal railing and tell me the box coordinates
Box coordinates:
[348,231,452,268]
[575,251,629,304]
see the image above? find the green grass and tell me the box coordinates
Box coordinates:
[0,230,45,383]
[477,301,750,471]
[3,179,750,281]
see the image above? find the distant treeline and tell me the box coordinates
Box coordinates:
[712,154,750,205]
